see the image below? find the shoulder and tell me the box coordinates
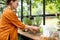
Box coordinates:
[2,7,15,16]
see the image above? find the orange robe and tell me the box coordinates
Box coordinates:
[0,7,25,40]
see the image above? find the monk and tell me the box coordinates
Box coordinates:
[0,0,39,40]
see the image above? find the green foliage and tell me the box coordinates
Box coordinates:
[57,0,60,4]
[46,0,60,14]
[46,3,58,14]
[34,0,43,3]
[23,17,32,25]
[34,17,42,26]
[23,17,42,26]
[0,0,6,14]
[40,27,43,33]
[26,0,30,4]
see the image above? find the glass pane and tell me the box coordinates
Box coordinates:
[23,0,30,16]
[45,16,58,25]
[45,0,60,36]
[17,0,21,17]
[45,16,59,35]
[23,17,43,26]
[0,0,6,18]
[45,0,59,14]
[32,0,43,15]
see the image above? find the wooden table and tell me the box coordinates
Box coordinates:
[18,29,48,40]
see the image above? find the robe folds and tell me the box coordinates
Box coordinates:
[0,7,25,40]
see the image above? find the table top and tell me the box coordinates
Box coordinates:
[18,29,59,40]
[18,29,43,40]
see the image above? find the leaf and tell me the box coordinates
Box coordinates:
[57,0,60,4]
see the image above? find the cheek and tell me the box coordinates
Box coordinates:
[13,4,17,9]
[15,3,18,8]
[15,4,18,8]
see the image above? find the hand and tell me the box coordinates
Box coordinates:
[29,26,40,33]
[25,25,34,32]
[31,26,40,31]
[25,25,40,32]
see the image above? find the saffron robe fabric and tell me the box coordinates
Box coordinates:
[0,7,25,40]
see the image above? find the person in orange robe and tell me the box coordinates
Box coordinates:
[0,0,39,40]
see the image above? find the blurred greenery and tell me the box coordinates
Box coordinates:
[0,0,59,25]
[0,0,60,14]
[0,0,60,25]
[46,0,60,14]
[40,27,43,33]
[23,17,32,25]
[34,17,42,26]
[23,17,42,26]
